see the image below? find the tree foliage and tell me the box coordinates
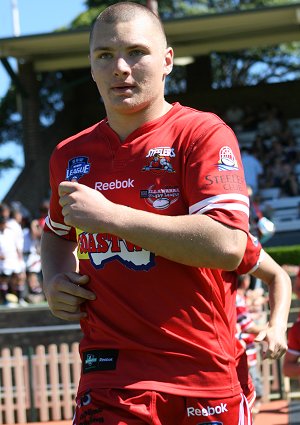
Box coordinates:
[212,43,300,88]
[0,158,15,175]
[0,85,22,169]
[77,0,300,21]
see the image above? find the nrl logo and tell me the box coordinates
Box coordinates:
[66,156,91,181]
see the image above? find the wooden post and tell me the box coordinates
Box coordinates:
[14,347,27,423]
[34,345,49,422]
[61,344,73,419]
[49,344,61,420]
[2,348,15,424]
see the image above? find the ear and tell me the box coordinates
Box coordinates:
[163,47,174,77]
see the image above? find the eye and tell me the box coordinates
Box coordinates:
[129,49,145,57]
[96,52,113,59]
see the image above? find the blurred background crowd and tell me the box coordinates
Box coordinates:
[221,101,300,198]
[0,199,48,307]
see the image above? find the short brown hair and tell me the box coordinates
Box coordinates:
[89,1,167,48]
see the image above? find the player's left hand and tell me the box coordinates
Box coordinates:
[255,324,287,360]
[58,181,116,233]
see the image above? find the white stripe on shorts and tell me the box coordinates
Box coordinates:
[239,392,252,425]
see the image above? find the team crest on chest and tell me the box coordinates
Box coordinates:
[140,185,180,210]
[66,156,91,181]
[142,147,176,173]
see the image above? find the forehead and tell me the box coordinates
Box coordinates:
[91,16,164,49]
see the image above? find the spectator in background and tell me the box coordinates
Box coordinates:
[283,267,300,379]
[248,185,262,236]
[257,104,284,136]
[247,185,275,245]
[6,204,27,305]
[267,139,286,162]
[0,214,22,306]
[227,101,300,200]
[258,110,283,138]
[223,103,245,132]
[241,146,263,195]
[0,202,11,222]
[242,105,258,131]
[260,156,291,193]
[251,134,268,163]
[23,218,45,304]
[37,199,50,229]
[279,124,297,151]
[279,162,299,197]
[236,273,267,415]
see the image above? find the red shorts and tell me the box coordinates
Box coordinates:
[73,389,252,425]
[241,382,256,411]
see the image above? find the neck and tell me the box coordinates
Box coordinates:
[106,100,172,141]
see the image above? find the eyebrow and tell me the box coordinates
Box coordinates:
[92,43,149,53]
[92,46,111,53]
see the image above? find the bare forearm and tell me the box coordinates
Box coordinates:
[267,273,291,330]
[253,257,292,330]
[109,204,247,270]
[59,181,247,270]
[41,231,78,285]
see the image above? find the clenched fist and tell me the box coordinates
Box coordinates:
[58,181,116,234]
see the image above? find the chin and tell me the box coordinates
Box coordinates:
[111,99,149,115]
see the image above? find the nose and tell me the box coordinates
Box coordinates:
[113,56,131,76]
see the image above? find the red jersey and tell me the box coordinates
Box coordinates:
[45,102,249,398]
[287,313,300,356]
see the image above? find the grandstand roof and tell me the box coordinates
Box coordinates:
[0,3,300,72]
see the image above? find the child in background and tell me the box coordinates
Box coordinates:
[236,273,267,415]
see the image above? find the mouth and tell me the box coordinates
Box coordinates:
[111,84,136,94]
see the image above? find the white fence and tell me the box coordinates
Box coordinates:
[0,343,80,424]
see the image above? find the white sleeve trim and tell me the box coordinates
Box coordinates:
[45,215,71,236]
[247,249,266,274]
[189,193,249,215]
[193,202,249,217]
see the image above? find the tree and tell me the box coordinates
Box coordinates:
[211,43,300,89]
[0,158,15,175]
[0,85,22,172]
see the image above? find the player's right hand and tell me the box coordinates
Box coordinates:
[44,272,96,321]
